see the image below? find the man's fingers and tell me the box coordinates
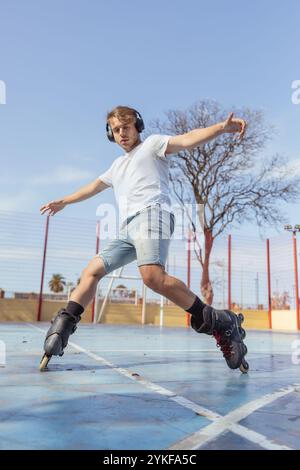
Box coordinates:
[227,112,234,123]
[40,202,60,215]
[239,120,247,137]
[40,205,52,214]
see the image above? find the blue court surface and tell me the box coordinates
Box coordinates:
[0,323,299,450]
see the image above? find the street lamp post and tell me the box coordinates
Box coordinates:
[284,225,300,330]
[254,273,259,309]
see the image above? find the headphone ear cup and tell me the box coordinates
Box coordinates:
[135,112,145,133]
[106,122,115,142]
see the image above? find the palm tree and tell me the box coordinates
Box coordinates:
[49,274,66,293]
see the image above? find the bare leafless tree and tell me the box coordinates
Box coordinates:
[149,99,300,304]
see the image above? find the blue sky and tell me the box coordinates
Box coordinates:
[0,0,300,234]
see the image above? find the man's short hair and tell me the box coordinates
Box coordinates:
[106,106,138,125]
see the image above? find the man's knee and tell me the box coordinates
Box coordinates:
[81,256,106,281]
[140,265,165,291]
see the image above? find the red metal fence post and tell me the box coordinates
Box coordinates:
[266,238,272,329]
[228,234,232,310]
[37,216,50,322]
[293,232,300,330]
[91,221,100,323]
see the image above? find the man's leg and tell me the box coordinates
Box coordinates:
[40,234,137,370]
[139,264,248,372]
[68,255,107,309]
[134,207,248,371]
[40,256,107,369]
[139,264,205,318]
[53,231,137,322]
[48,255,107,321]
[150,270,198,310]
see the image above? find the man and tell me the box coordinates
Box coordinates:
[39,106,248,373]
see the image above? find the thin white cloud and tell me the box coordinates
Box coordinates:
[65,152,95,163]
[0,189,37,211]
[31,165,94,185]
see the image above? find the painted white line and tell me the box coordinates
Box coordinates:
[229,423,291,450]
[30,323,219,419]
[29,324,297,451]
[67,345,222,420]
[168,384,298,450]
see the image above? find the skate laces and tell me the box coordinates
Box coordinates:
[212,330,233,359]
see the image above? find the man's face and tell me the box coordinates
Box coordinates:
[108,116,141,152]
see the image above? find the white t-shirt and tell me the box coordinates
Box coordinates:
[98,134,173,225]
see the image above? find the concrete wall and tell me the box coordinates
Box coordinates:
[0,298,276,330]
[240,309,270,330]
[0,299,93,322]
[271,309,299,331]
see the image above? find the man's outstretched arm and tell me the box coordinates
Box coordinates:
[165,112,247,155]
[40,178,109,216]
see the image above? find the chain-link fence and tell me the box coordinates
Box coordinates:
[0,209,299,328]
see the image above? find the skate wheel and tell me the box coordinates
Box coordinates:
[238,313,244,323]
[39,354,51,372]
[239,360,249,374]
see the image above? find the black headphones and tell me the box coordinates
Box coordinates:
[106,110,145,142]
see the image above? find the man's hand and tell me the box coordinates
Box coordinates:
[221,112,247,138]
[40,199,66,216]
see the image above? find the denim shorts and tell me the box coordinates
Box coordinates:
[97,204,175,274]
